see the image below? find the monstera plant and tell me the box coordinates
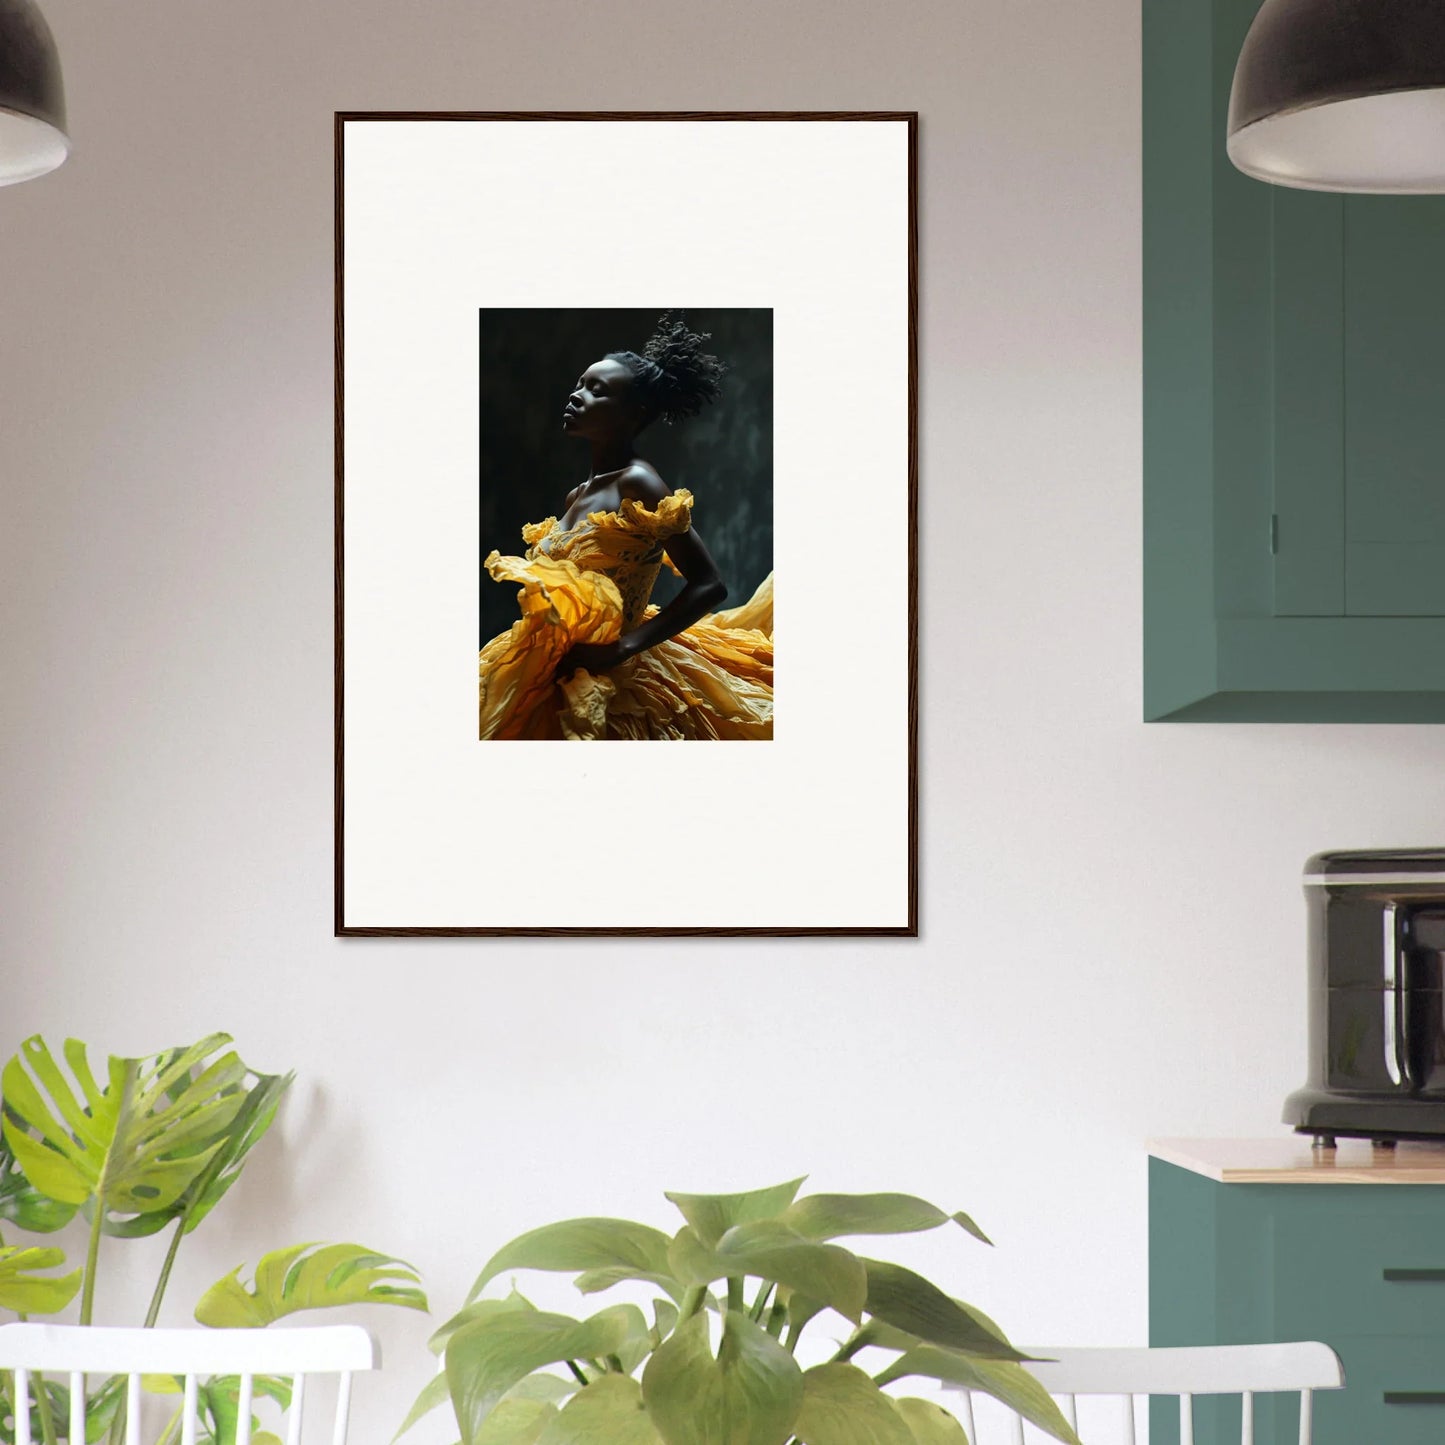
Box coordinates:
[0,1032,427,1445]
[399,1178,1082,1445]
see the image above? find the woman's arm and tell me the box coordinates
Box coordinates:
[556,486,727,679]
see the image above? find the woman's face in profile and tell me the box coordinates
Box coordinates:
[562,359,645,440]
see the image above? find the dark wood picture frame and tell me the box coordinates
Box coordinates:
[335,111,918,937]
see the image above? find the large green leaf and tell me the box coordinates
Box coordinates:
[2,1379,69,1445]
[194,1242,427,1327]
[82,1375,128,1444]
[847,1295,1010,1356]
[431,1290,539,1356]
[393,1378,566,1445]
[666,1227,721,1288]
[107,1069,294,1240]
[1,1375,127,1445]
[574,1268,685,1303]
[0,1136,78,1234]
[664,1180,806,1247]
[710,1222,867,1324]
[1,1035,245,1221]
[472,1399,557,1445]
[877,1350,1081,1445]
[651,1300,679,1347]
[445,1305,645,1445]
[0,1243,82,1314]
[641,1310,804,1445]
[507,1377,580,1405]
[469,1219,675,1302]
[398,1364,583,1445]
[394,1372,452,1442]
[190,1375,293,1445]
[782,1195,990,1246]
[536,1375,662,1445]
[668,1222,867,1322]
[862,1262,1026,1362]
[791,1364,914,1445]
[892,1399,970,1445]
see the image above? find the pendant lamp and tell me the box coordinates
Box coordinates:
[1228,0,1445,193]
[0,0,66,186]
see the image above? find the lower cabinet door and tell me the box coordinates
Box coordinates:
[1271,1207,1445,1340]
[1312,1335,1445,1445]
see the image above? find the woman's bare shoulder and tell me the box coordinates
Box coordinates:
[617,463,670,505]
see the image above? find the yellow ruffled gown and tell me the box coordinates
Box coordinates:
[478,488,773,740]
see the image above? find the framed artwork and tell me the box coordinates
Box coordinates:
[335,111,917,936]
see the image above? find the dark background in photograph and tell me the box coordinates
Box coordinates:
[478,308,774,645]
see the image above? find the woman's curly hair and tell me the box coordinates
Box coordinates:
[607,309,728,429]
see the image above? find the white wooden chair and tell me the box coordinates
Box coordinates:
[0,1324,377,1445]
[943,1342,1345,1444]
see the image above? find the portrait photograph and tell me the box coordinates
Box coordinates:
[476,306,775,742]
[337,112,915,934]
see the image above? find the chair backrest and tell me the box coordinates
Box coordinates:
[942,1342,1345,1445]
[0,1324,378,1445]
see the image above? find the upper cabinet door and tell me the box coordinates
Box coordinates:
[1275,193,1445,621]
[1144,0,1445,720]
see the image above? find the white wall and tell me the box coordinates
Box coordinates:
[3,1,1443,1439]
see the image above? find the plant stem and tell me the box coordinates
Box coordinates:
[34,1375,58,1445]
[726,1277,744,1314]
[105,1376,130,1445]
[678,1286,706,1320]
[78,1205,105,1326]
[144,1220,186,1328]
[565,1361,590,1387]
[764,1299,788,1339]
[749,1281,774,1322]
[155,1404,183,1445]
[828,1330,866,1363]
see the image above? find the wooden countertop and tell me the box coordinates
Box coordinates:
[1149,1136,1445,1184]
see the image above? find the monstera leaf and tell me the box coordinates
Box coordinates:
[0,1375,126,1445]
[0,1243,81,1315]
[144,1373,292,1445]
[105,1069,294,1240]
[195,1242,427,1327]
[1,1034,247,1223]
[0,1136,79,1234]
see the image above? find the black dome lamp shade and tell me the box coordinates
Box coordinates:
[1228,0,1445,193]
[0,0,66,186]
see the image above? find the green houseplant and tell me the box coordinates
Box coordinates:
[400,1177,1082,1445]
[0,1032,427,1445]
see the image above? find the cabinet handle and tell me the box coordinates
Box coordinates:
[1383,1269,1445,1282]
[1385,1393,1445,1405]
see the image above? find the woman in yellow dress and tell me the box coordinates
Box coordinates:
[478,311,774,741]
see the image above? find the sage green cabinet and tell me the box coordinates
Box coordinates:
[1144,0,1445,721]
[1150,1155,1445,1444]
